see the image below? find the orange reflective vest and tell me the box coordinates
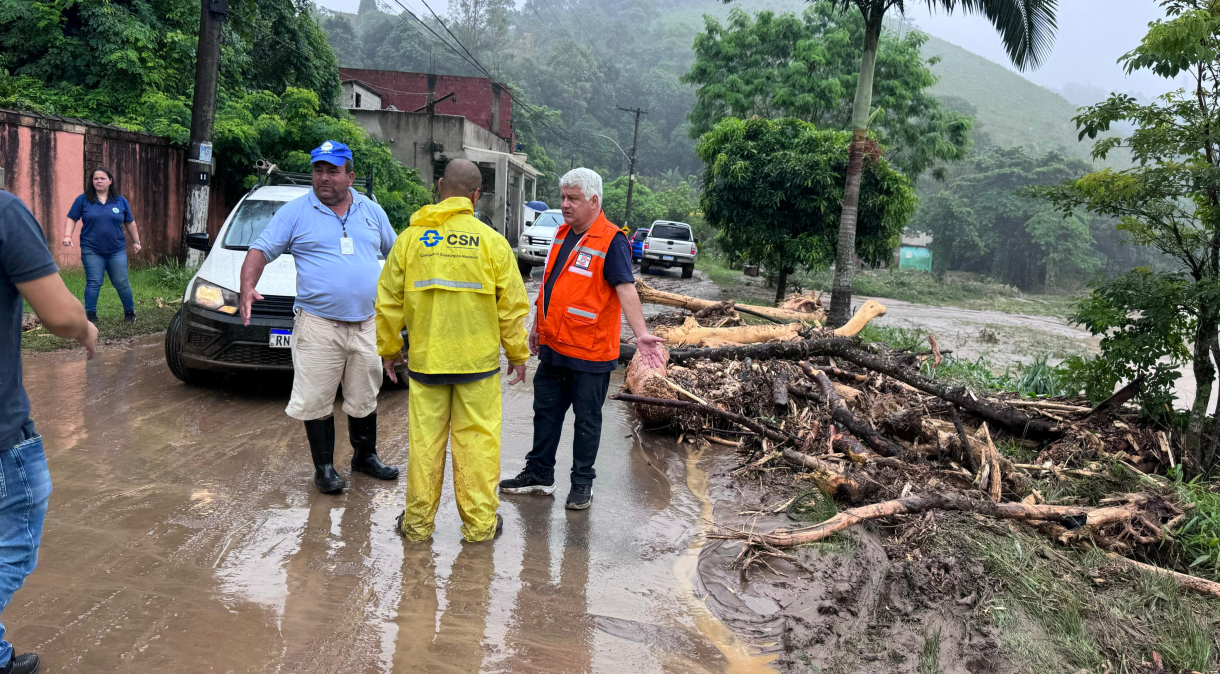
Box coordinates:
[536,212,624,362]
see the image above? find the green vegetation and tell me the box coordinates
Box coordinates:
[601,175,700,230]
[696,117,916,302]
[683,4,971,180]
[920,35,1107,164]
[22,263,193,353]
[0,0,430,227]
[1037,0,1220,476]
[909,147,1156,291]
[943,520,1219,672]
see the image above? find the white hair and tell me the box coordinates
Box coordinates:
[559,168,602,203]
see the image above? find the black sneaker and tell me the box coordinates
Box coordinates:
[499,469,556,495]
[2,652,40,674]
[86,312,98,325]
[565,484,592,510]
[124,312,136,324]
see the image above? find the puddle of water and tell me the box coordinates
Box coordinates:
[675,446,777,672]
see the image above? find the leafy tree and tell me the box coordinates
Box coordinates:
[1038,0,1220,475]
[909,147,1103,290]
[819,0,1058,327]
[684,4,972,180]
[696,117,915,302]
[0,0,428,227]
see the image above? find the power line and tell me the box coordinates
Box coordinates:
[375,0,604,157]
[564,1,607,65]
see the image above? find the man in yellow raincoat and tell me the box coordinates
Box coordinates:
[375,159,530,542]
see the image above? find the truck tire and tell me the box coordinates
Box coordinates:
[681,263,694,279]
[165,309,206,384]
[640,259,651,274]
[518,259,533,277]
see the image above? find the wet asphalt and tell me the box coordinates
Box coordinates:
[7,269,775,672]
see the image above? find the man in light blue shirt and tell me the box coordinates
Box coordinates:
[238,141,401,494]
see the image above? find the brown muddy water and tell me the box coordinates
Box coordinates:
[9,270,779,673]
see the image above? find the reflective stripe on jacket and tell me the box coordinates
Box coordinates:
[536,211,623,362]
[375,197,530,373]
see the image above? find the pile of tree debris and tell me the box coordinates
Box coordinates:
[617,281,1220,601]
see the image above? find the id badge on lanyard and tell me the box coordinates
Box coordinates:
[340,235,354,255]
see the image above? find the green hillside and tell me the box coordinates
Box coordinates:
[920,35,1103,163]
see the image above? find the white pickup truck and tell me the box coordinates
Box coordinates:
[639,220,697,278]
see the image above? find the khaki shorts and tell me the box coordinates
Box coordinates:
[286,310,382,421]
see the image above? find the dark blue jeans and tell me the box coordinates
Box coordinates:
[524,362,612,486]
[0,430,51,667]
[81,248,135,314]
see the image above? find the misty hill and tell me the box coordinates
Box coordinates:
[919,35,1104,163]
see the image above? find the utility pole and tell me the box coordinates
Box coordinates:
[183,0,227,267]
[618,106,647,230]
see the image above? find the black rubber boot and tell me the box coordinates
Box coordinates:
[304,417,345,494]
[86,312,98,325]
[349,413,399,480]
[1,652,40,674]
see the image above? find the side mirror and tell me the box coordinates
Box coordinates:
[186,232,211,253]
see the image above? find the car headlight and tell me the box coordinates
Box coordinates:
[192,279,239,314]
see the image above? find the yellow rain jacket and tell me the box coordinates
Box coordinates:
[375,197,528,542]
[375,198,530,371]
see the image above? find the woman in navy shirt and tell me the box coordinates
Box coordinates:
[61,167,142,324]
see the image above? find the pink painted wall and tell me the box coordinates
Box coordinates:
[0,110,186,267]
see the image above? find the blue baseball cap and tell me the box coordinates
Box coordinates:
[310,140,353,166]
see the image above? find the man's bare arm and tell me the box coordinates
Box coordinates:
[239,250,269,326]
[18,274,97,359]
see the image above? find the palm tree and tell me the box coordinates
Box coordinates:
[825,0,1058,326]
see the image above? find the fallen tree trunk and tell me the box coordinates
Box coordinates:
[1085,375,1144,420]
[812,340,1062,441]
[657,317,803,346]
[1104,552,1220,600]
[624,345,675,425]
[833,300,886,338]
[636,279,826,324]
[802,363,907,459]
[709,492,1092,548]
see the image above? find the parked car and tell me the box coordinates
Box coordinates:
[165,171,407,385]
[639,221,697,278]
[516,209,562,276]
[629,227,649,262]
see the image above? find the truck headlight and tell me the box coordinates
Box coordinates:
[192,279,239,314]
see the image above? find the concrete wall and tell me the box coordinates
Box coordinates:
[338,68,514,141]
[353,109,509,185]
[0,110,185,268]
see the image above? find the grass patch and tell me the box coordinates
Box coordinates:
[858,323,1077,398]
[939,519,1220,673]
[918,628,941,674]
[1171,471,1220,582]
[22,262,192,352]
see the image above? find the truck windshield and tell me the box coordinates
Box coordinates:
[223,200,289,250]
[650,224,690,241]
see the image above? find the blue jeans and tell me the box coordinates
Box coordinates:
[0,432,51,667]
[524,362,612,486]
[81,248,135,314]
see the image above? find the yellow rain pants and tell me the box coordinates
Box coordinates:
[399,373,502,542]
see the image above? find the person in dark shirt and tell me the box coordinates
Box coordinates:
[499,168,665,510]
[1,190,97,674]
[61,167,142,324]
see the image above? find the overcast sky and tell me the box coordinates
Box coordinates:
[316,0,1189,99]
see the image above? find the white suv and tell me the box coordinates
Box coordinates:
[516,209,562,276]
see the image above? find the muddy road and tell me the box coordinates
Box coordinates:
[8,269,779,673]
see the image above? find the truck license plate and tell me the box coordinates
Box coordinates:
[662,255,674,261]
[269,329,293,348]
